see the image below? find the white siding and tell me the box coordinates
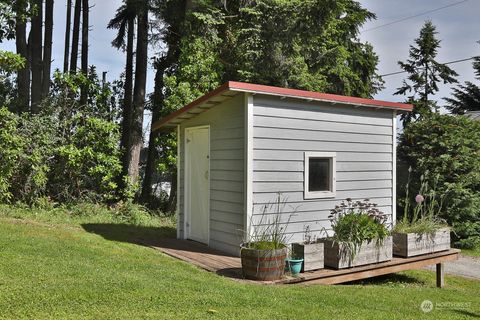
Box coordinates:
[178,94,245,255]
[251,95,396,243]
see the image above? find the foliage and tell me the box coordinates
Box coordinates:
[394,169,448,235]
[444,56,480,114]
[49,116,122,202]
[0,50,26,108]
[0,107,23,202]
[242,194,292,250]
[328,198,389,260]
[394,21,458,126]
[398,114,480,247]
[0,70,127,205]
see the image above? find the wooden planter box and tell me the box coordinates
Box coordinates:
[393,228,450,257]
[291,242,324,272]
[321,237,393,269]
[240,245,287,281]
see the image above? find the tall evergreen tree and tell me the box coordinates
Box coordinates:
[29,0,43,112]
[14,0,29,112]
[108,0,137,190]
[70,0,81,73]
[394,21,457,125]
[127,1,148,187]
[444,56,480,114]
[80,0,88,105]
[42,0,54,99]
[63,0,72,73]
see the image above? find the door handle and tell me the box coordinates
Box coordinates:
[205,170,209,179]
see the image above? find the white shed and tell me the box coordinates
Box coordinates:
[153,82,413,256]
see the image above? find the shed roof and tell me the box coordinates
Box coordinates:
[153,81,413,131]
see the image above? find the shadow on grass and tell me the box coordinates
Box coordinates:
[81,223,176,247]
[452,309,480,318]
[344,273,427,286]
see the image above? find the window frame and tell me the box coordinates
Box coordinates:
[304,152,336,199]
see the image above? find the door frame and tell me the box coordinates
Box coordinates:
[184,125,210,244]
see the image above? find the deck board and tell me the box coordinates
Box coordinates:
[151,238,460,285]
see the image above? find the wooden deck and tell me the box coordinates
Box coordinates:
[152,238,460,287]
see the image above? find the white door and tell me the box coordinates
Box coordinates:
[185,126,210,244]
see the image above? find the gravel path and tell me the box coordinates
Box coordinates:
[424,254,480,280]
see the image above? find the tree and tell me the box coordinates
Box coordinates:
[126,2,148,187]
[108,0,136,190]
[79,0,88,105]
[144,0,383,211]
[29,0,43,112]
[394,21,457,126]
[14,0,29,112]
[398,114,480,248]
[70,0,81,73]
[444,56,480,114]
[42,0,54,99]
[63,0,72,73]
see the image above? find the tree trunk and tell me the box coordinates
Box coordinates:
[80,0,89,105]
[119,16,135,187]
[42,0,54,99]
[166,171,177,213]
[30,0,43,113]
[127,6,148,187]
[70,0,81,73]
[63,0,72,73]
[141,59,166,202]
[15,0,30,112]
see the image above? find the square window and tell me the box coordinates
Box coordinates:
[304,152,336,199]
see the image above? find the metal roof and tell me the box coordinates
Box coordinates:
[153,81,413,131]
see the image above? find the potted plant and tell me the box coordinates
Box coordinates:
[240,194,291,281]
[285,251,304,276]
[393,171,450,257]
[320,198,392,269]
[291,225,324,272]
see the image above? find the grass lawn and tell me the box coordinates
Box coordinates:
[461,247,480,258]
[0,206,479,319]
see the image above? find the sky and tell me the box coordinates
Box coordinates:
[1,0,479,124]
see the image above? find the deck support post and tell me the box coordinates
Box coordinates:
[436,263,444,288]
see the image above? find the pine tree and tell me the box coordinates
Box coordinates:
[444,56,480,114]
[394,21,458,125]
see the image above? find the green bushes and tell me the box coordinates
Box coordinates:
[0,105,122,205]
[398,114,480,248]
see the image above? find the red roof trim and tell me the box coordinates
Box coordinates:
[152,82,230,131]
[153,81,413,131]
[228,81,413,110]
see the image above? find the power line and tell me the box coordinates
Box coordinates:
[361,0,469,33]
[380,56,477,77]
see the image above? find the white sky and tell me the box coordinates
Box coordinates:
[1,0,479,128]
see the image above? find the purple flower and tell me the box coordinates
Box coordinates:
[415,194,425,203]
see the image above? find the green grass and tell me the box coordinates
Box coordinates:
[462,247,480,258]
[0,206,479,319]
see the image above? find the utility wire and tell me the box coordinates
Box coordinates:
[361,0,469,33]
[380,56,477,77]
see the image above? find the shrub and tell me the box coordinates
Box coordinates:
[0,107,23,202]
[398,114,480,247]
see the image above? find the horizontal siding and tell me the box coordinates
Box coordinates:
[178,94,245,255]
[254,160,393,172]
[251,95,395,244]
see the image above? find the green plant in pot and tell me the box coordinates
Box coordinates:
[291,225,324,272]
[321,198,392,269]
[240,194,291,281]
[393,170,450,257]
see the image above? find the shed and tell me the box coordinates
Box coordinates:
[153,82,413,256]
